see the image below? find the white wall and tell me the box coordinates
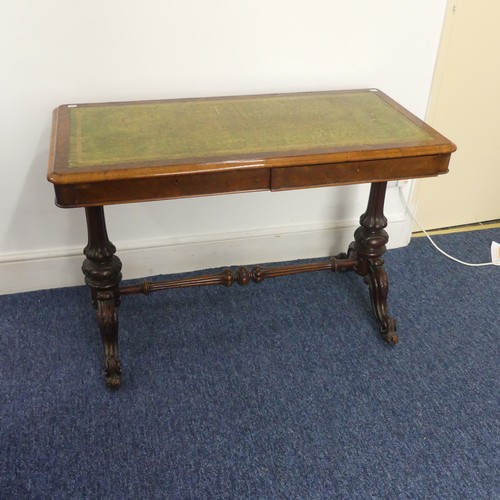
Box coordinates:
[0,0,448,294]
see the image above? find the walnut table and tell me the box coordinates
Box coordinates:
[47,89,455,387]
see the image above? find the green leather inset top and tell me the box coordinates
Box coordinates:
[68,91,433,168]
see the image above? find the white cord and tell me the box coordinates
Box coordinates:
[399,187,496,267]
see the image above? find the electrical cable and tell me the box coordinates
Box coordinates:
[399,186,497,267]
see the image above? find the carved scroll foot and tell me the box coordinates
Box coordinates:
[365,262,398,344]
[97,295,122,388]
[381,318,398,344]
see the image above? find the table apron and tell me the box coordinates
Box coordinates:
[53,154,450,207]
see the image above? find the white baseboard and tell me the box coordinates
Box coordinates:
[0,216,411,295]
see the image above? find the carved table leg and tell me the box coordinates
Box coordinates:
[82,206,123,387]
[345,182,398,343]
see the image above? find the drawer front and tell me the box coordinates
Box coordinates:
[271,155,451,190]
[54,168,271,207]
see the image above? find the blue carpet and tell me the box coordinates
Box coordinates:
[0,229,499,499]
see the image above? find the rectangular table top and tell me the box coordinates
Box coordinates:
[47,89,455,207]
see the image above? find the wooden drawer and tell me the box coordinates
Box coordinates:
[271,154,451,190]
[54,168,271,207]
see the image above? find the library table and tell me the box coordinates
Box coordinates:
[47,89,455,387]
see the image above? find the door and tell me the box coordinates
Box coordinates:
[413,0,500,229]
